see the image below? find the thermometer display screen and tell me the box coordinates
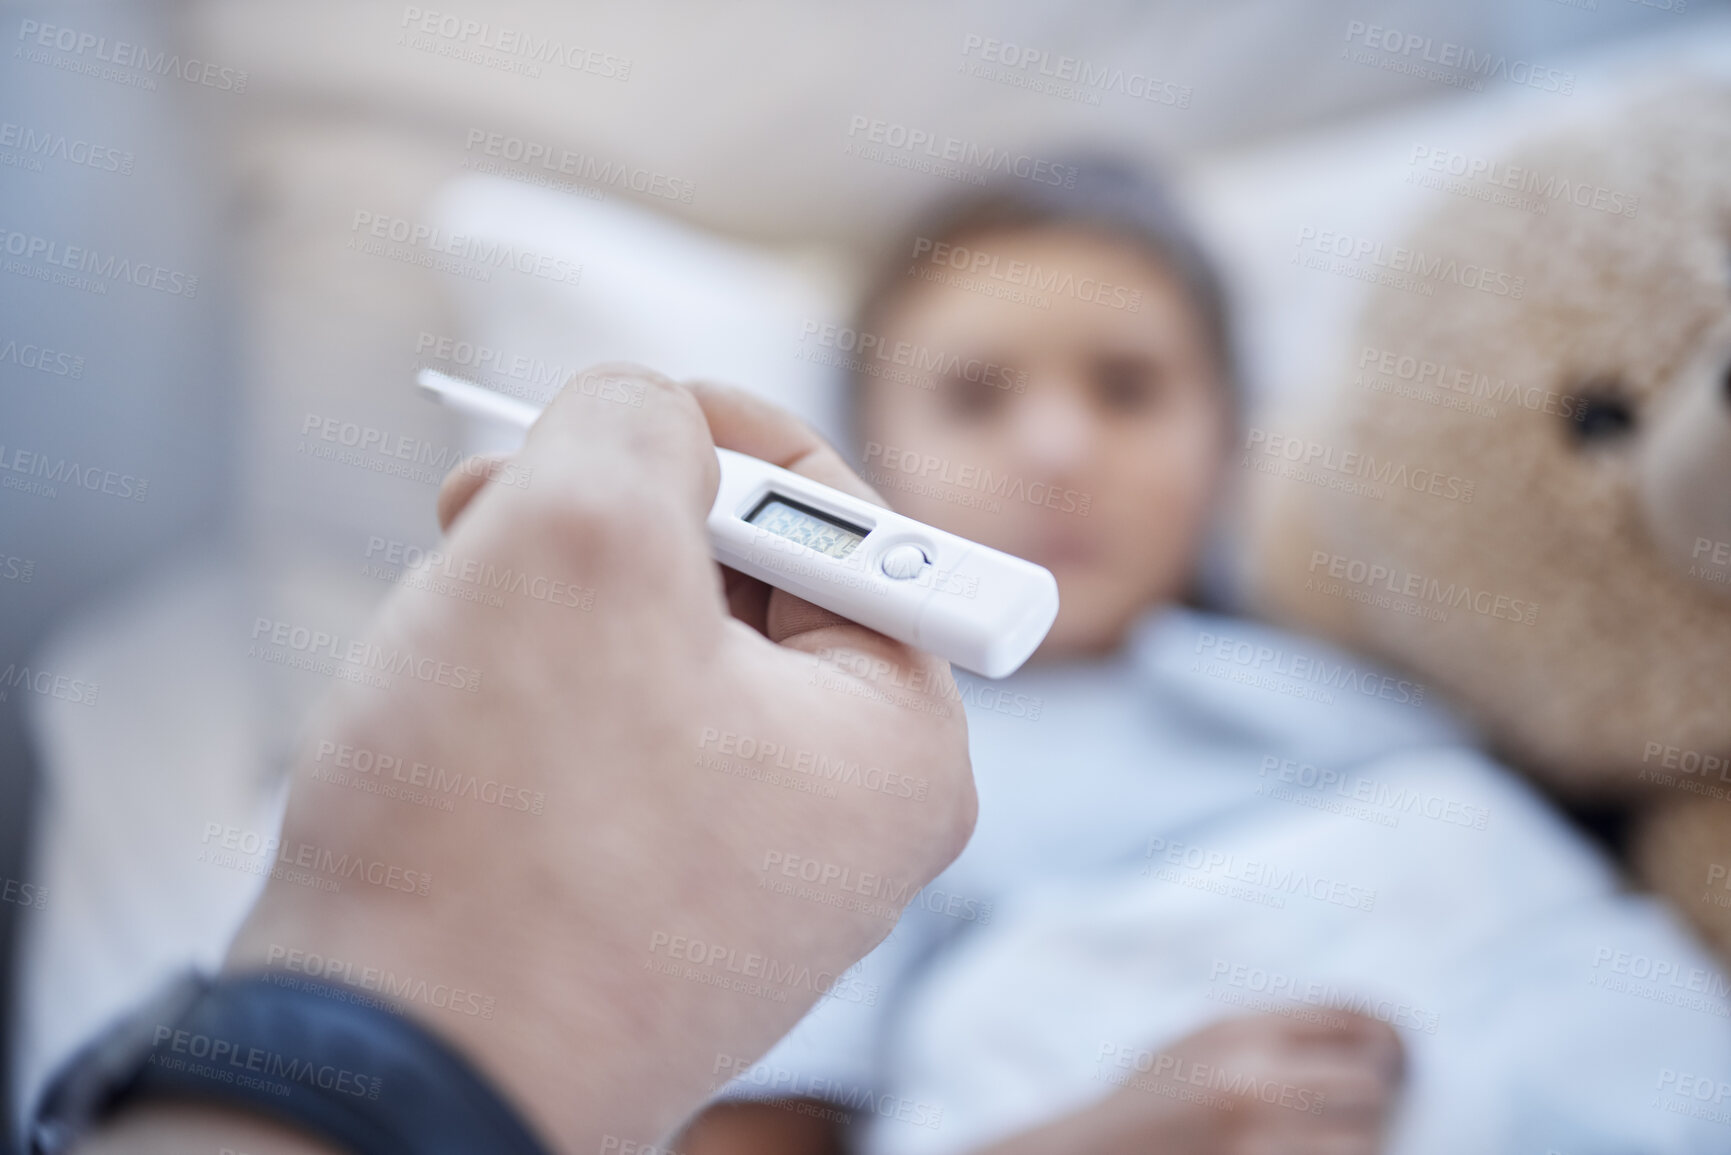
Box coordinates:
[746,495,868,559]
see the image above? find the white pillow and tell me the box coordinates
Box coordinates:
[427,174,856,452]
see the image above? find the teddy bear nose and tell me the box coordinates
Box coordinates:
[1634,336,1731,594]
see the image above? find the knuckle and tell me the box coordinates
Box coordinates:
[557,362,706,434]
[509,482,659,567]
[568,361,682,406]
[568,360,665,389]
[936,758,979,859]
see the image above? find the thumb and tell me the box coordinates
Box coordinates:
[436,453,515,532]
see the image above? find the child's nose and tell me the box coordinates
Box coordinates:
[1008,387,1097,473]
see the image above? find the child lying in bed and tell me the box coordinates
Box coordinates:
[677,160,1731,1155]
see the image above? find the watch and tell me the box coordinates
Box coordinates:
[31,969,555,1155]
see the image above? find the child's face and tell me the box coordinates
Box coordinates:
[858,226,1228,658]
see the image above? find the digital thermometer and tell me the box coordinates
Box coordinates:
[415,369,1059,677]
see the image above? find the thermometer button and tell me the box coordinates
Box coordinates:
[880,543,930,581]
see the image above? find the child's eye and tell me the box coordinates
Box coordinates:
[939,373,1007,420]
[1092,355,1162,414]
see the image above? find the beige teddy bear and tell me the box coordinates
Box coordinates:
[1246,84,1731,961]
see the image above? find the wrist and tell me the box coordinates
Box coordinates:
[223,869,752,1153]
[76,1101,343,1155]
[38,969,556,1155]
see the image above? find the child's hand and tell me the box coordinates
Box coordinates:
[1097,1011,1405,1155]
[983,1010,1403,1155]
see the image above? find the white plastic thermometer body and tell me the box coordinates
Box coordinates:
[707,447,1059,677]
[416,369,1059,677]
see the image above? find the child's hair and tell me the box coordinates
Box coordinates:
[848,155,1239,429]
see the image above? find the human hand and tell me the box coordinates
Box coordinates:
[217,365,976,1152]
[983,1011,1403,1155]
[1097,1011,1404,1155]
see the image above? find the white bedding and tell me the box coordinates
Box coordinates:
[723,608,1731,1153]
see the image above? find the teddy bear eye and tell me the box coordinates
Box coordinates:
[1567,383,1637,445]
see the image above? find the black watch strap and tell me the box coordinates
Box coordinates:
[31,970,555,1155]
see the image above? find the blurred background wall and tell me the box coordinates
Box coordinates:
[5,0,1720,669]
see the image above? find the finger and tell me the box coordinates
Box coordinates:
[461,363,724,623]
[1268,1058,1399,1121]
[421,364,727,648]
[1273,1039,1404,1108]
[686,380,885,504]
[686,380,895,646]
[1316,1018,1404,1079]
[1272,1012,1403,1068]
[721,567,771,634]
[1241,1131,1382,1155]
[437,453,513,533]
[523,362,722,535]
[766,591,855,641]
